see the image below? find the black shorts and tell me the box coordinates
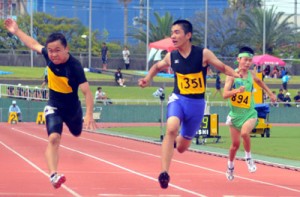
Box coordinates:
[282,82,287,90]
[44,104,83,136]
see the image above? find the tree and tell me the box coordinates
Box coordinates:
[0,12,101,54]
[228,0,262,10]
[236,6,296,54]
[118,0,132,45]
[191,9,238,56]
[131,12,174,43]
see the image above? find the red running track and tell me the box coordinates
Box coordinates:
[0,122,300,197]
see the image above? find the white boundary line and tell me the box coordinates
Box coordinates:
[11,127,207,197]
[89,129,300,171]
[0,141,81,197]
[9,127,300,195]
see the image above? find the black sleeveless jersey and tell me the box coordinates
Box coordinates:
[42,48,87,108]
[170,46,207,99]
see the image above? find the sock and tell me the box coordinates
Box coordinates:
[228,160,234,169]
[245,151,252,159]
[50,172,57,178]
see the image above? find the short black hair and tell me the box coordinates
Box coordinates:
[239,46,254,55]
[46,33,67,48]
[172,19,193,34]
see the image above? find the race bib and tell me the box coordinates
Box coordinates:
[176,72,205,94]
[230,92,251,108]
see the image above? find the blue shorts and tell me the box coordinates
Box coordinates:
[167,93,206,140]
[44,103,83,136]
[102,56,107,64]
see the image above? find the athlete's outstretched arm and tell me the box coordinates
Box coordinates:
[4,18,43,53]
[203,48,240,78]
[79,82,97,130]
[138,53,171,88]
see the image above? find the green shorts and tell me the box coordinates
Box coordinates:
[226,109,258,130]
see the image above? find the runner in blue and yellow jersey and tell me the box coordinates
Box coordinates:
[139,19,241,189]
[223,46,276,181]
[5,18,96,189]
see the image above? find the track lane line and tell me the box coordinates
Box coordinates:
[0,141,81,197]
[71,134,300,194]
[11,128,207,197]
[11,127,300,195]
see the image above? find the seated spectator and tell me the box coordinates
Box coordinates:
[7,85,14,96]
[283,92,291,107]
[115,68,126,87]
[8,100,22,122]
[279,67,286,78]
[17,83,24,97]
[270,66,279,78]
[293,91,300,108]
[254,65,262,73]
[263,65,271,78]
[277,88,285,103]
[94,87,112,105]
[33,86,42,100]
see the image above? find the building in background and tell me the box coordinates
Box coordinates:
[0,0,27,19]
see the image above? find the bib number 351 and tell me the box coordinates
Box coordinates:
[176,72,205,94]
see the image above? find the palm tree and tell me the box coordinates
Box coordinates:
[131,12,174,43]
[236,6,296,54]
[228,0,262,10]
[118,0,132,45]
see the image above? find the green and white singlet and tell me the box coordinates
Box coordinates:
[227,70,257,129]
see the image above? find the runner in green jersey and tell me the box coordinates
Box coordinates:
[223,46,276,181]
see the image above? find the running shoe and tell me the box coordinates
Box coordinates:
[246,158,257,173]
[50,173,66,189]
[226,167,234,181]
[158,171,170,189]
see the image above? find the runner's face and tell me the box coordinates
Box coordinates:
[238,57,253,71]
[47,40,69,65]
[171,24,191,48]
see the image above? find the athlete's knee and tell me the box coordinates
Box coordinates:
[48,133,61,146]
[165,129,178,138]
[231,142,240,152]
[176,136,192,153]
[177,145,188,153]
[70,128,82,137]
[240,131,250,139]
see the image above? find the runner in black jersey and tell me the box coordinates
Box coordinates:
[139,19,241,189]
[5,18,96,189]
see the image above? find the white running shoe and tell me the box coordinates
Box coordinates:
[226,167,234,181]
[50,173,66,189]
[246,158,257,173]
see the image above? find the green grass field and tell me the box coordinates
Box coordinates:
[1,65,299,163]
[104,126,300,161]
[1,65,299,101]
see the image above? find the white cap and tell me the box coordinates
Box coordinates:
[286,92,290,96]
[18,83,22,86]
[12,100,16,104]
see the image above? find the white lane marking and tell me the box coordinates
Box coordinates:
[10,128,207,197]
[77,135,300,193]
[11,127,300,195]
[0,141,81,197]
